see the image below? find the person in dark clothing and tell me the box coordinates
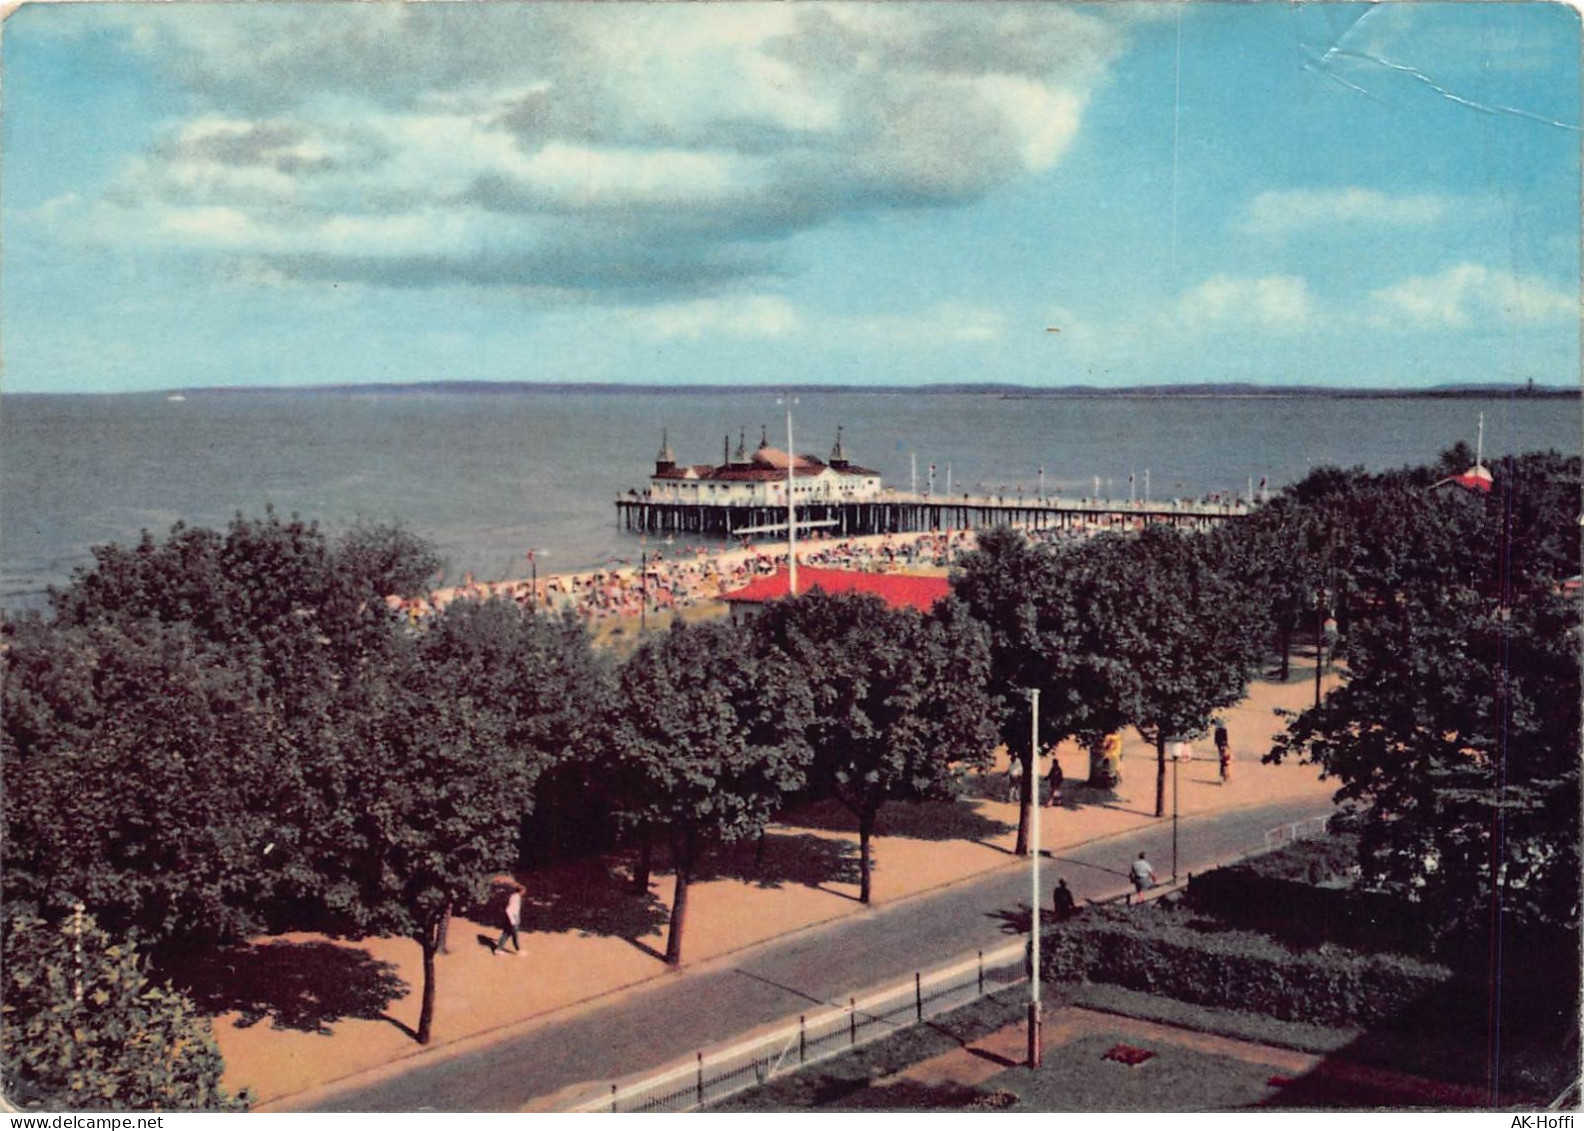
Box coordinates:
[1214,721,1231,782]
[1044,756,1064,807]
[1053,878,1076,921]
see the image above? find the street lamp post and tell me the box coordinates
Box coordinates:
[1171,745,1180,883]
[1314,588,1326,709]
[1027,687,1043,1069]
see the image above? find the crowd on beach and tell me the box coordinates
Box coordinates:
[391,520,1125,626]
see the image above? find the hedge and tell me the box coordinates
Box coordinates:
[1041,905,1450,1028]
[1186,865,1434,956]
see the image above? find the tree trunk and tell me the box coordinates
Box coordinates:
[437,901,452,955]
[633,824,653,895]
[416,921,440,1045]
[1278,623,1291,682]
[858,806,878,905]
[1154,732,1168,819]
[1014,741,1036,856]
[664,829,694,966]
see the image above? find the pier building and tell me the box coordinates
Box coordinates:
[618,428,1249,538]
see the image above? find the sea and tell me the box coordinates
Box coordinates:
[3,389,1579,614]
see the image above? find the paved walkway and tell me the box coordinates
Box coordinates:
[268,796,1330,1111]
[220,671,1339,1111]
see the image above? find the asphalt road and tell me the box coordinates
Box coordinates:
[294,794,1333,1112]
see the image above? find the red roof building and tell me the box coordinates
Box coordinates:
[1431,464,1494,493]
[721,566,951,615]
[648,426,883,506]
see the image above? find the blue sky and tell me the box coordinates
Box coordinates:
[3,2,1578,393]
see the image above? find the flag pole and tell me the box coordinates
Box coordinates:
[785,396,797,597]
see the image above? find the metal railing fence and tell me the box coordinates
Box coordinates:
[561,811,1334,1112]
[564,939,1027,1112]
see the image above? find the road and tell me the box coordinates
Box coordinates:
[291,795,1331,1112]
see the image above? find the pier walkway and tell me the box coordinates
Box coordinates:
[616,492,1250,538]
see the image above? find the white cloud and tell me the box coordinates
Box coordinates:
[50,4,1131,297]
[844,302,1007,346]
[1170,275,1315,331]
[636,296,800,341]
[1370,263,1576,327]
[1237,188,1451,235]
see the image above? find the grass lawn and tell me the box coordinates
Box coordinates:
[974,1032,1286,1112]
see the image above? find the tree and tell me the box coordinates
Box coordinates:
[952,528,1078,853]
[289,597,597,1043]
[611,619,811,964]
[3,513,446,951]
[2,912,247,1111]
[2,616,289,948]
[1108,526,1267,818]
[751,592,996,903]
[1268,452,1582,937]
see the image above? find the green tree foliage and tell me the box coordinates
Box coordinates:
[951,527,1080,852]
[3,513,445,950]
[2,913,247,1111]
[2,618,288,945]
[1269,452,1582,937]
[612,619,811,964]
[44,510,437,688]
[289,597,600,1042]
[1106,526,1268,818]
[751,592,997,903]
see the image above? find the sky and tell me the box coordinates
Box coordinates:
[3,1,1579,393]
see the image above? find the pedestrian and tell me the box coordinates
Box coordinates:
[1053,878,1076,921]
[1215,721,1231,782]
[1045,756,1064,808]
[494,882,524,957]
[1003,753,1021,803]
[1129,851,1156,895]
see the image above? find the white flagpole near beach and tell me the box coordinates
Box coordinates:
[785,397,797,597]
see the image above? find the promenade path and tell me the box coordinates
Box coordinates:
[224,669,1340,1112]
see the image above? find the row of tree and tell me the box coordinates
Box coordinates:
[4,445,1578,1107]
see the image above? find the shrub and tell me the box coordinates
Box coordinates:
[1042,906,1449,1028]
[2,913,247,1111]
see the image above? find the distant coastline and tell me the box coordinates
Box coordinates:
[5,381,1579,400]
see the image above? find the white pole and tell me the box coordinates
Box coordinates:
[910,452,917,497]
[73,902,84,1004]
[1477,412,1485,468]
[946,462,952,497]
[786,398,797,597]
[1028,688,1042,1067]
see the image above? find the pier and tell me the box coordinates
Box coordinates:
[615,492,1248,538]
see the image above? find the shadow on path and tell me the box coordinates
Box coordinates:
[170,940,410,1036]
[516,861,671,959]
[696,833,863,899]
[789,799,1015,845]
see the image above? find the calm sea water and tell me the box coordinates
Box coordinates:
[3,390,1578,611]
